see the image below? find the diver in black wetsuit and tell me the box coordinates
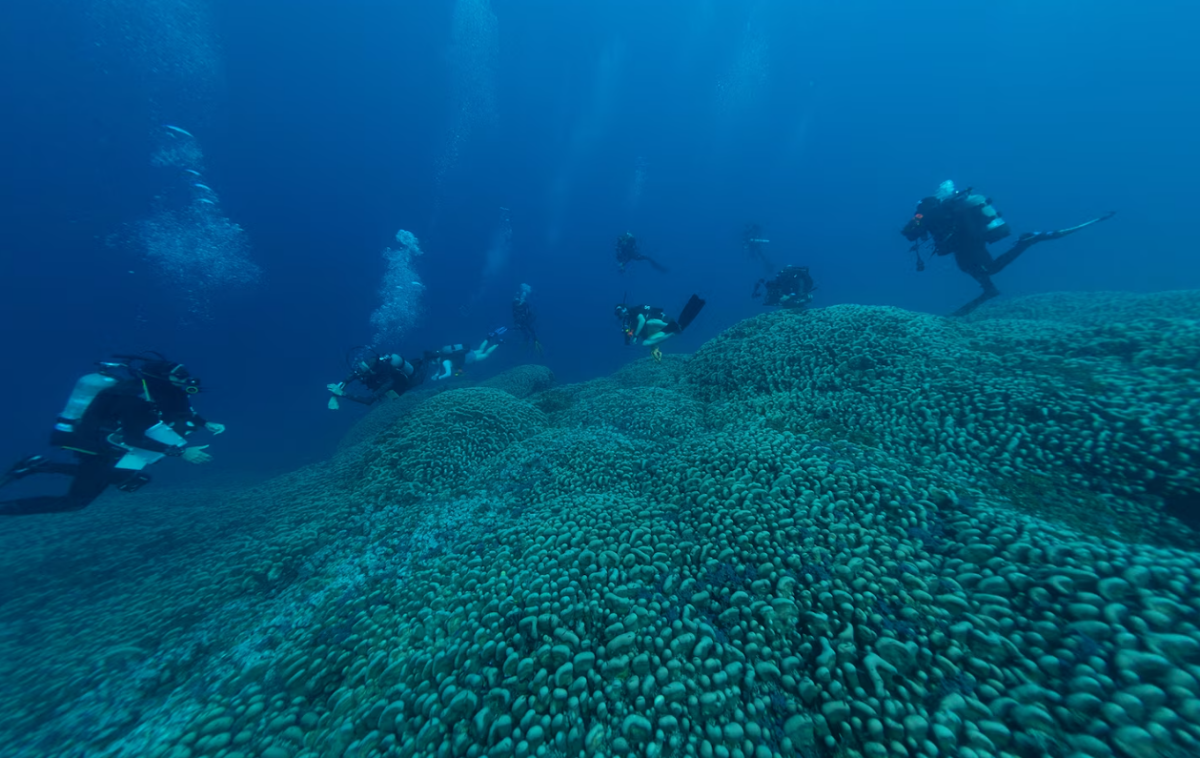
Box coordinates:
[327,348,424,409]
[615,232,668,274]
[902,181,1116,316]
[0,353,222,516]
[512,283,543,355]
[753,265,816,308]
[425,329,507,382]
[614,294,706,362]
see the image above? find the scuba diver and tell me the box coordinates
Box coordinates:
[0,352,223,516]
[614,294,706,362]
[426,329,507,381]
[743,223,774,274]
[326,347,424,410]
[615,232,668,274]
[902,180,1117,317]
[512,283,543,355]
[753,265,816,308]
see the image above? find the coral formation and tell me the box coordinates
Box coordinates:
[3,292,1200,758]
[478,365,557,400]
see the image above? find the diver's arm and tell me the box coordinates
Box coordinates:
[331,373,384,405]
[118,401,175,452]
[343,381,392,406]
[633,314,647,338]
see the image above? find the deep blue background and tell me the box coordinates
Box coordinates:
[1,0,1197,486]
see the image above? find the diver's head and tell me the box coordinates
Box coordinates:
[614,304,630,320]
[902,196,940,242]
[934,180,956,201]
[143,359,201,394]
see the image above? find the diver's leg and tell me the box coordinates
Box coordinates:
[641,319,671,341]
[40,462,80,476]
[645,256,669,273]
[954,245,994,280]
[987,233,1049,275]
[990,212,1117,276]
[949,247,1000,317]
[640,331,671,362]
[951,272,1000,317]
[0,456,76,488]
[0,457,110,516]
[61,455,114,509]
[951,289,1000,318]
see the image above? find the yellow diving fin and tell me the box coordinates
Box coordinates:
[651,346,662,363]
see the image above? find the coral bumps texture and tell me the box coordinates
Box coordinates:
[3,292,1200,758]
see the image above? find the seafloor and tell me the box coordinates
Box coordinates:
[2,291,1200,758]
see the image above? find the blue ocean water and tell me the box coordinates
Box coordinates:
[1,0,1195,480]
[2,2,1200,756]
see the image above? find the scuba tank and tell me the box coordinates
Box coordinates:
[962,192,1011,243]
[54,372,119,435]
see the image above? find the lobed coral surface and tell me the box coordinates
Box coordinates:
[3,292,1200,758]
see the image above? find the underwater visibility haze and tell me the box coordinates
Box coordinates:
[2,1,1200,757]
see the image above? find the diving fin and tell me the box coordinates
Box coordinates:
[117,473,152,493]
[677,294,707,331]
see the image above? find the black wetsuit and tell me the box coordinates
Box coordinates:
[755,266,815,307]
[512,300,538,345]
[340,359,423,406]
[619,305,679,344]
[425,346,470,380]
[616,234,667,273]
[908,191,1115,316]
[919,194,1014,297]
[0,379,202,515]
